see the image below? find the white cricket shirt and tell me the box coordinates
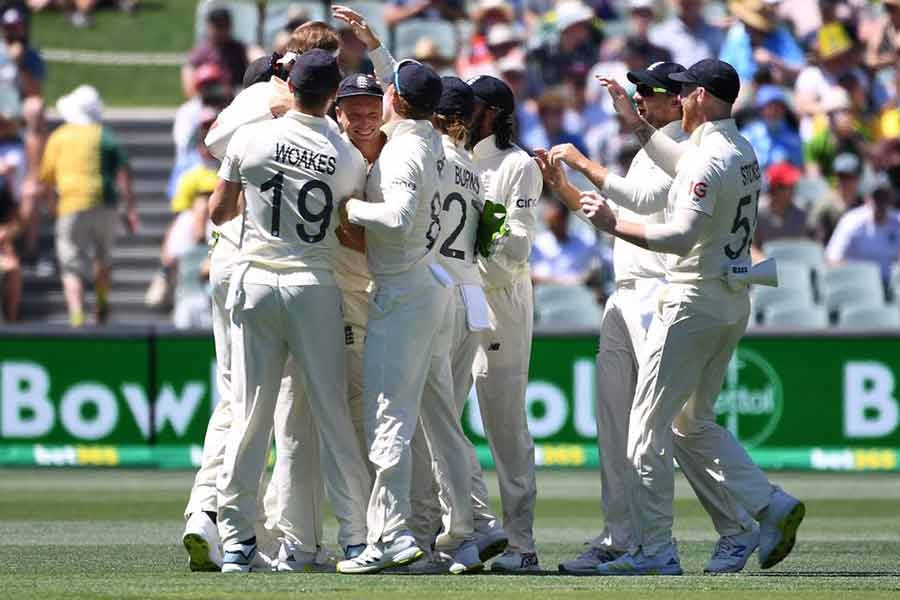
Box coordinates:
[332,134,374,293]
[219,110,367,276]
[665,118,763,284]
[601,120,687,282]
[436,135,485,287]
[472,135,543,289]
[347,119,446,278]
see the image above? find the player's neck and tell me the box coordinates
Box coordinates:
[356,132,387,163]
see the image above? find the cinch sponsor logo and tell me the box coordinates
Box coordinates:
[515,197,538,208]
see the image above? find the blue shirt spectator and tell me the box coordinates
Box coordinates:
[719,21,804,83]
[740,85,804,170]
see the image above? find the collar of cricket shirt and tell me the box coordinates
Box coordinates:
[472,134,503,159]
[690,117,738,145]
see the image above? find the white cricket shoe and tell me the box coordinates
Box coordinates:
[558,545,624,574]
[274,539,336,573]
[221,540,275,573]
[182,512,222,572]
[490,550,540,573]
[704,529,759,574]
[336,532,424,574]
[758,487,805,569]
[473,526,509,563]
[595,543,683,576]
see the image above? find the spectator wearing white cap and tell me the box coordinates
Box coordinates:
[826,173,900,287]
[457,0,517,78]
[532,0,600,88]
[649,0,725,68]
[808,151,864,245]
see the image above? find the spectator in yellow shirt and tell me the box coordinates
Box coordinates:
[38,85,137,326]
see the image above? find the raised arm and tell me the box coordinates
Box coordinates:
[333,5,397,83]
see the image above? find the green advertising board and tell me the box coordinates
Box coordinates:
[2,329,900,470]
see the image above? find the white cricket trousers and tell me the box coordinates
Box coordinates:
[183,245,325,552]
[341,288,370,469]
[471,275,536,553]
[593,278,754,553]
[626,281,774,556]
[409,286,483,551]
[363,263,454,545]
[218,275,370,548]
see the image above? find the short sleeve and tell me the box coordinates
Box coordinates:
[218,126,251,183]
[675,153,722,217]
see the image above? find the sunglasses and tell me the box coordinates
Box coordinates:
[636,83,670,97]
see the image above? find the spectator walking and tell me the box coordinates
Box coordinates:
[38,85,137,326]
[183,7,248,98]
[740,85,804,170]
[826,173,900,287]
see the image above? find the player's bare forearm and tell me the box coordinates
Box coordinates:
[631,118,657,148]
[609,220,651,250]
[210,179,241,225]
[551,179,582,211]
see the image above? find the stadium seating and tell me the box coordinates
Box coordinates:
[763,303,829,329]
[823,262,886,314]
[534,285,603,331]
[762,239,826,296]
[753,262,815,319]
[837,305,900,330]
[393,20,458,64]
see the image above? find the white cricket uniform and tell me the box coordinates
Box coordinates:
[408,135,493,550]
[626,118,774,555]
[346,118,456,545]
[467,135,543,553]
[216,111,372,550]
[586,121,754,553]
[334,136,375,467]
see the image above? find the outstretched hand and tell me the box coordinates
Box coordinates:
[333,5,381,50]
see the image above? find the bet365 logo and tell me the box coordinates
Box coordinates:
[714,348,783,448]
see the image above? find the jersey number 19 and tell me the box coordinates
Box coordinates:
[261,170,333,243]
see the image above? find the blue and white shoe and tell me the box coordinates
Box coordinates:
[343,544,366,560]
[758,486,805,569]
[704,529,759,574]
[558,545,624,574]
[222,540,258,573]
[336,532,424,574]
[473,526,508,563]
[595,543,683,576]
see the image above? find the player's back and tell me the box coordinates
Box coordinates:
[363,120,445,277]
[234,111,366,273]
[667,119,761,285]
[436,135,484,286]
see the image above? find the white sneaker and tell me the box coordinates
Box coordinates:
[558,545,624,574]
[221,541,258,573]
[182,512,222,572]
[473,526,509,563]
[758,487,805,569]
[490,550,540,573]
[595,543,683,576]
[704,529,759,574]
[336,533,424,574]
[447,540,484,575]
[274,539,336,573]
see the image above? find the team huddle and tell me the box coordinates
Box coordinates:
[179,6,805,577]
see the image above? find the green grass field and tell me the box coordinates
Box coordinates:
[1,469,899,599]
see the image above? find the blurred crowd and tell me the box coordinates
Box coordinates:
[3,0,900,328]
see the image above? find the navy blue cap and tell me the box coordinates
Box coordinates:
[669,58,740,104]
[627,61,686,95]
[289,48,342,96]
[390,59,443,113]
[436,76,474,120]
[468,75,515,114]
[243,55,276,87]
[337,73,383,100]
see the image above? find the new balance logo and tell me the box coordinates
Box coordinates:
[488,342,501,351]
[344,325,354,346]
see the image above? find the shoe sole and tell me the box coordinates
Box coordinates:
[558,564,606,576]
[478,538,509,563]
[337,547,425,574]
[760,501,805,569]
[183,533,219,572]
[221,563,251,573]
[490,563,541,574]
[276,563,336,573]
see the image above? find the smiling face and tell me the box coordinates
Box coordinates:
[632,84,678,128]
[336,95,384,146]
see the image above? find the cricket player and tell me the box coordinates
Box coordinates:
[405,76,490,574]
[189,23,373,567]
[581,59,805,575]
[209,49,371,573]
[536,62,759,574]
[457,75,543,572]
[333,72,385,470]
[335,60,464,575]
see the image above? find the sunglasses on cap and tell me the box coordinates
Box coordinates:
[636,83,670,97]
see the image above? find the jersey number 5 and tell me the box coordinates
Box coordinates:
[724,191,759,260]
[261,171,333,243]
